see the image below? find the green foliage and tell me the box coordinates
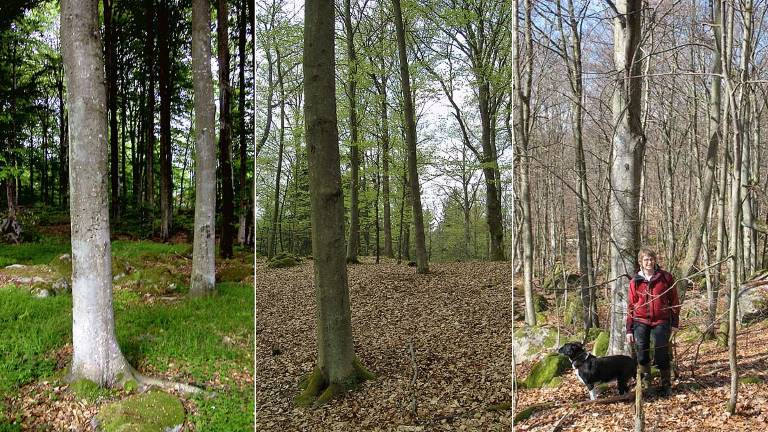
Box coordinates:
[0,288,71,393]
[738,376,763,385]
[95,391,185,432]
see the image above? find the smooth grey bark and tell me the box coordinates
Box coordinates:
[299,0,370,400]
[373,71,394,258]
[62,0,134,386]
[190,0,217,296]
[392,0,428,273]
[607,0,644,355]
[512,0,535,325]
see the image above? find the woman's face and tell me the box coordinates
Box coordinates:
[640,254,656,273]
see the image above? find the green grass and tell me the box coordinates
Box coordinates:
[0,288,72,393]
[1,237,254,429]
[0,240,71,267]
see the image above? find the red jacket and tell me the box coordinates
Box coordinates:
[626,268,680,333]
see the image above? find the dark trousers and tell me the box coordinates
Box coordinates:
[633,322,671,370]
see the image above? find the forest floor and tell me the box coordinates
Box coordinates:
[0,234,255,431]
[257,258,768,431]
[256,258,515,430]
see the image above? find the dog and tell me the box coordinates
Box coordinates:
[557,342,636,400]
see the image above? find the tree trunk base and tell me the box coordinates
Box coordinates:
[295,358,374,407]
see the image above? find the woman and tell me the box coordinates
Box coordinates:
[625,247,680,396]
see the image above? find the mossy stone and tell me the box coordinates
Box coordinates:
[95,391,184,432]
[738,376,763,385]
[266,252,302,269]
[520,353,570,388]
[216,265,253,282]
[48,254,72,282]
[563,294,584,327]
[592,331,609,356]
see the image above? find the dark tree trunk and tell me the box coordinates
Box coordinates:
[217,0,235,258]
[158,1,173,240]
[344,0,360,263]
[144,0,156,209]
[104,0,119,220]
[237,0,249,245]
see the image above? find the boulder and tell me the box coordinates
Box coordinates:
[52,277,71,295]
[737,270,768,325]
[520,353,570,388]
[512,326,560,364]
[591,331,609,356]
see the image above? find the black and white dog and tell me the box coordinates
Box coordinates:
[557,342,636,400]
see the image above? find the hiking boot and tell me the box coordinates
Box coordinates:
[640,365,651,389]
[658,369,672,397]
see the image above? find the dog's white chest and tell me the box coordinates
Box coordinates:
[573,368,587,385]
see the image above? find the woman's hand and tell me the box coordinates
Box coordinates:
[626,333,635,344]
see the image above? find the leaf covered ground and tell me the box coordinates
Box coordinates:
[256,258,514,430]
[512,287,768,431]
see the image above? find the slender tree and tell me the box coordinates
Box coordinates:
[158,0,173,240]
[392,0,428,273]
[295,0,373,405]
[190,0,217,296]
[218,0,235,258]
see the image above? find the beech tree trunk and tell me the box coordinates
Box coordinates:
[190,0,217,296]
[608,0,644,355]
[237,0,249,245]
[297,0,371,404]
[392,0,428,273]
[344,0,361,263]
[104,0,119,220]
[62,0,134,386]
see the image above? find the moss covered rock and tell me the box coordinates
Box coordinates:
[216,264,254,282]
[533,294,549,313]
[563,294,584,327]
[520,353,570,389]
[591,331,609,356]
[266,252,302,269]
[48,254,72,282]
[93,391,184,432]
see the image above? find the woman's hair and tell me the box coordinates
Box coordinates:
[637,246,657,261]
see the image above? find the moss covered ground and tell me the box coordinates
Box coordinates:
[0,236,254,431]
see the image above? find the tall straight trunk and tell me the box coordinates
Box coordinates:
[266,46,285,259]
[513,0,535,324]
[392,0,428,273]
[378,74,394,258]
[158,1,173,241]
[190,0,217,296]
[608,0,644,355]
[144,0,155,208]
[57,66,69,207]
[120,76,127,205]
[237,0,248,245]
[104,0,119,220]
[297,0,372,405]
[62,0,134,386]
[677,0,722,300]
[344,0,361,263]
[218,0,235,258]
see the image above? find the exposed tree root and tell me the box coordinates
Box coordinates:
[295,358,375,407]
[67,365,213,398]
